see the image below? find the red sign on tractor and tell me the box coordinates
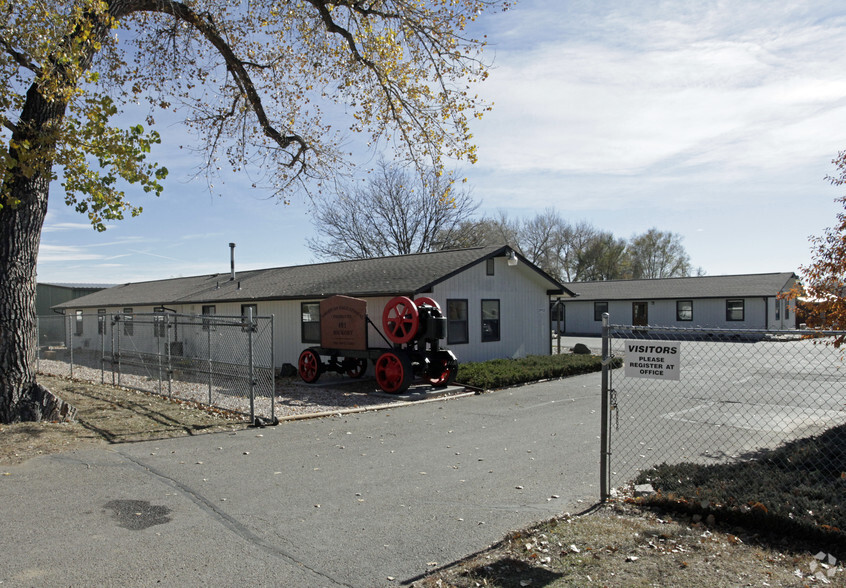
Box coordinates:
[319,295,367,351]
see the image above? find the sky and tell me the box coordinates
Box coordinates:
[36,0,846,285]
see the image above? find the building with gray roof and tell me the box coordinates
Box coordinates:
[56,245,574,367]
[558,272,799,334]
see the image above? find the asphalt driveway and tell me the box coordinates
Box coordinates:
[0,373,603,587]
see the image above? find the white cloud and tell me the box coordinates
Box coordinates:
[38,245,105,262]
[41,222,92,232]
[471,4,846,180]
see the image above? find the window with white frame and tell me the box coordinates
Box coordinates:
[301,302,320,343]
[481,299,500,342]
[676,300,693,322]
[123,308,134,336]
[154,313,167,338]
[241,304,258,331]
[726,299,745,321]
[446,299,468,344]
[202,305,216,331]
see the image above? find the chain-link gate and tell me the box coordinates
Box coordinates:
[600,314,846,500]
[38,311,275,423]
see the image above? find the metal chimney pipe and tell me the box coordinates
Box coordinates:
[229,242,236,281]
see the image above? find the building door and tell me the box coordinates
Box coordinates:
[632,301,648,327]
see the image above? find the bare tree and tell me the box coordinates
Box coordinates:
[434,209,700,284]
[308,161,479,260]
[434,216,506,250]
[628,228,693,279]
[576,232,629,281]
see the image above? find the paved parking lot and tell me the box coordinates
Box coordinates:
[605,335,846,486]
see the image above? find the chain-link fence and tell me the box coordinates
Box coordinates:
[600,318,846,499]
[37,312,275,422]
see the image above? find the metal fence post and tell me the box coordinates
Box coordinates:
[36,316,40,374]
[207,319,213,406]
[166,313,173,398]
[100,314,105,384]
[270,314,275,421]
[110,315,116,386]
[156,318,162,395]
[600,312,610,502]
[115,315,121,387]
[248,308,255,424]
[68,313,74,379]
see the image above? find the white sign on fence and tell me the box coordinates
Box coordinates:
[624,341,681,380]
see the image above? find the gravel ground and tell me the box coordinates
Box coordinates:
[37,358,466,421]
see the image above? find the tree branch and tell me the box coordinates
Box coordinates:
[123,0,310,169]
[0,36,41,75]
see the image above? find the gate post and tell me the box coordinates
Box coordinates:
[600,312,610,502]
[166,313,172,398]
[100,314,105,384]
[115,315,121,387]
[69,313,74,379]
[248,308,255,424]
[207,319,213,406]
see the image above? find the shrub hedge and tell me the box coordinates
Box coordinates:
[635,423,846,552]
[456,353,617,390]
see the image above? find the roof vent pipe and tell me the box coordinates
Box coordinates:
[229,242,236,281]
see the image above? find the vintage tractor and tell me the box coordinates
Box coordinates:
[297,294,459,394]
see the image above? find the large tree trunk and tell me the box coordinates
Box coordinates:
[0,84,70,423]
[0,2,124,423]
[0,181,46,422]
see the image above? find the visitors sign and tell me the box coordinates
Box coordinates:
[624,342,681,380]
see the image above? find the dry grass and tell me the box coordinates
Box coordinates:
[414,501,840,587]
[0,374,243,465]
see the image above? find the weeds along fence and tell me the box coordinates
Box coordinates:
[37,312,275,423]
[600,316,846,499]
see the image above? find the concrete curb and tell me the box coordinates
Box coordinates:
[273,389,477,422]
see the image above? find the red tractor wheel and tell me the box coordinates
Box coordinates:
[414,297,441,312]
[298,348,322,384]
[427,352,458,387]
[375,350,413,394]
[345,358,368,379]
[427,359,455,387]
[382,296,420,345]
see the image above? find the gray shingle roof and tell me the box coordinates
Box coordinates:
[564,272,798,301]
[55,246,574,309]
[38,282,115,289]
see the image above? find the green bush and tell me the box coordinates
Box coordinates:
[635,423,846,546]
[456,353,617,390]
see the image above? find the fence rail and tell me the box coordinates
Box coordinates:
[37,312,276,422]
[600,316,846,499]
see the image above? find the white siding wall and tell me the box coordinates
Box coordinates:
[431,256,551,363]
[768,296,797,330]
[563,297,782,334]
[66,304,182,353]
